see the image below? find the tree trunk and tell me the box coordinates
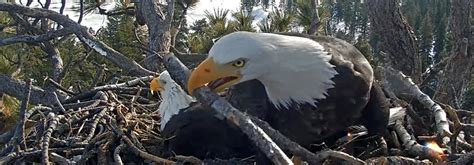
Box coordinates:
[366,0,422,83]
[42,42,63,83]
[138,0,174,72]
[171,6,188,50]
[434,0,473,107]
[308,0,320,35]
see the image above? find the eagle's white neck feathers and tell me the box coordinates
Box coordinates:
[211,32,338,109]
[157,71,195,131]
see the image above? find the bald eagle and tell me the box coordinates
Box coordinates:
[187,32,389,151]
[149,71,260,160]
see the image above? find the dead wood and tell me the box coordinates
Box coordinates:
[51,152,76,164]
[16,79,32,150]
[365,156,432,164]
[250,115,365,164]
[42,113,61,165]
[107,115,175,164]
[0,75,55,105]
[383,66,451,138]
[393,121,443,161]
[454,151,474,164]
[113,140,126,165]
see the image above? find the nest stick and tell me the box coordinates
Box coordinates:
[48,78,77,95]
[107,116,175,164]
[63,76,153,104]
[366,156,431,164]
[393,121,442,160]
[52,92,66,113]
[98,135,115,164]
[84,108,108,142]
[42,113,60,165]
[383,67,451,138]
[454,151,474,164]
[50,152,76,164]
[16,79,32,151]
[113,140,126,165]
[90,64,105,89]
[250,116,365,164]
[0,152,17,164]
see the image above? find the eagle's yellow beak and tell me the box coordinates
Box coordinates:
[150,78,163,94]
[187,58,241,95]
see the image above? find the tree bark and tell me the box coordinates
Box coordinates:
[308,0,320,35]
[434,0,473,107]
[138,0,174,72]
[42,42,63,83]
[366,0,422,83]
[0,75,54,105]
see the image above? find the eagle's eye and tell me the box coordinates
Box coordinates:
[232,59,246,68]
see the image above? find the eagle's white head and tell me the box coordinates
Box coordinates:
[150,71,195,131]
[187,32,338,109]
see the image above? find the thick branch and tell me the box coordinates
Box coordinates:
[393,122,443,160]
[42,42,64,83]
[250,116,364,164]
[0,27,73,46]
[383,67,451,136]
[0,75,54,105]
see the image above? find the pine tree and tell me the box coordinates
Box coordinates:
[419,12,434,72]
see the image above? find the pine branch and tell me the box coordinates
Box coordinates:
[0,3,153,76]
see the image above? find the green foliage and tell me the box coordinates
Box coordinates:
[257,18,275,33]
[0,56,18,76]
[230,10,256,32]
[1,95,19,116]
[205,9,230,25]
[100,14,145,60]
[190,19,208,34]
[257,8,293,33]
[270,9,294,32]
[401,0,450,66]
[295,0,312,29]
[188,8,258,53]
[399,0,451,96]
[354,37,376,66]
[418,13,434,71]
[462,80,474,110]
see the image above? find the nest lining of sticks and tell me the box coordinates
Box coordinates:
[0,68,473,164]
